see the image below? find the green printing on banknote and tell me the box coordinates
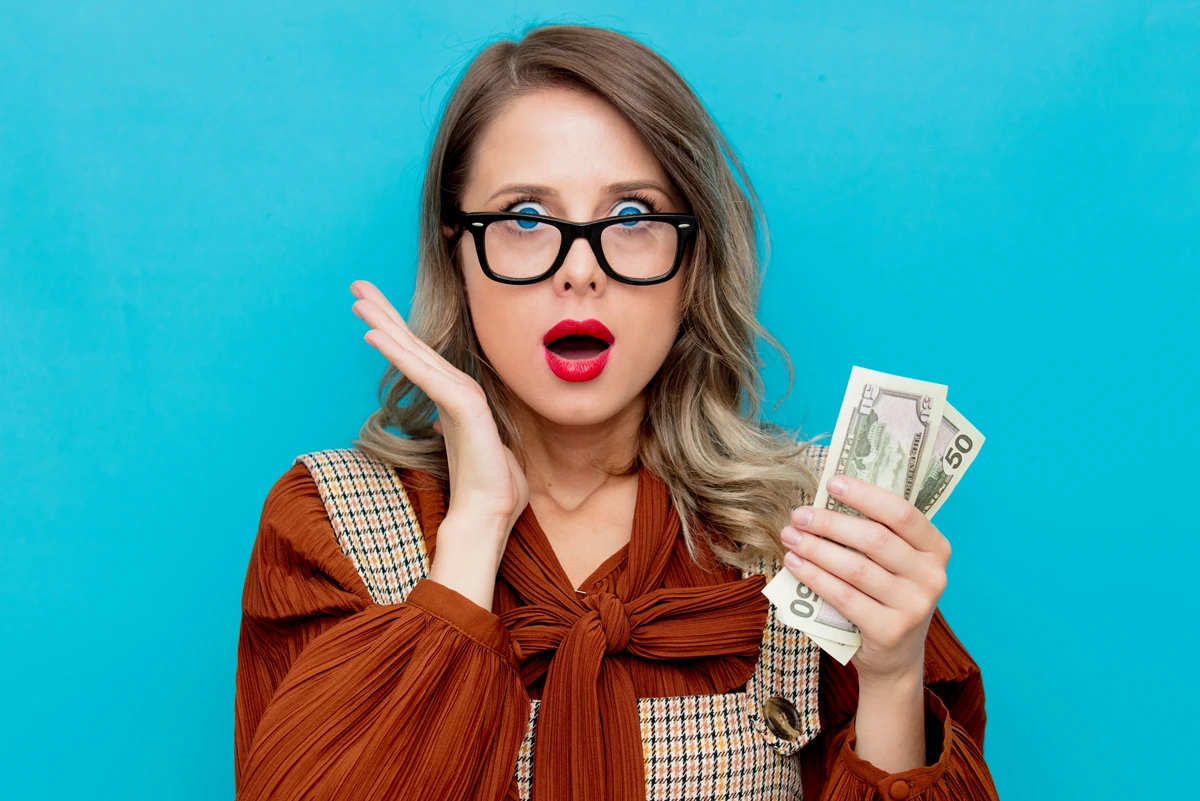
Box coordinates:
[827,384,942,518]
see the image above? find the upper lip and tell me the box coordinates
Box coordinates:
[542,318,615,347]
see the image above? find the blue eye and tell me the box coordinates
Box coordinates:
[616,203,647,225]
[516,207,540,229]
[506,201,547,229]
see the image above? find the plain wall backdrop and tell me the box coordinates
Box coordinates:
[2,2,1197,798]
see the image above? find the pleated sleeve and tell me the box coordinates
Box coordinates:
[234,463,531,801]
[804,609,1000,800]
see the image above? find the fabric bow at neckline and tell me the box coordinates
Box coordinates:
[498,463,769,801]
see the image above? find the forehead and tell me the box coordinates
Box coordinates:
[466,87,670,198]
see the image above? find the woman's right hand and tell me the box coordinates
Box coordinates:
[350,279,529,607]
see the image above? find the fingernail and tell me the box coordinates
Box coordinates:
[785,551,804,569]
[350,283,362,298]
[828,476,848,495]
[793,507,813,527]
[781,527,801,547]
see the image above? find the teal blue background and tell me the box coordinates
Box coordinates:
[3,2,1196,798]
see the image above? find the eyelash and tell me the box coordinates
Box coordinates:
[501,192,660,216]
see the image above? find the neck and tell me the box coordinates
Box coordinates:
[511,393,645,512]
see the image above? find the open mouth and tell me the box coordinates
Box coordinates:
[545,334,611,361]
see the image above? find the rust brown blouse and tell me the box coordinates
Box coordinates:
[235,462,1000,800]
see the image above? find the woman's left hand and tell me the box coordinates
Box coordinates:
[780,474,950,685]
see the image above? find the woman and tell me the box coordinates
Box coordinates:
[234,23,999,801]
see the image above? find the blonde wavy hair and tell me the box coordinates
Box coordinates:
[354,22,820,575]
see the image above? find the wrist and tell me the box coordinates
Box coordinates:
[857,662,924,697]
[856,669,924,723]
[852,664,927,773]
[438,508,511,555]
[426,510,511,610]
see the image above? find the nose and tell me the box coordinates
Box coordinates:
[553,234,607,295]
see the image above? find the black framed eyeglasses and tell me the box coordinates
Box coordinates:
[446,210,698,285]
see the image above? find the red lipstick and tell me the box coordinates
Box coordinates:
[542,319,615,382]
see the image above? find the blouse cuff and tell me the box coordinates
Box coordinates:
[835,686,953,798]
[406,577,520,669]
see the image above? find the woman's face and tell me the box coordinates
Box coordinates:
[446,87,688,431]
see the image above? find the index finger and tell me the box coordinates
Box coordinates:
[351,280,413,333]
[825,474,942,553]
[351,280,452,369]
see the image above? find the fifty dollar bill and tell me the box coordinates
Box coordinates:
[788,405,986,665]
[763,366,986,664]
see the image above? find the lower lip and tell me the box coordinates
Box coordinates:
[543,345,612,382]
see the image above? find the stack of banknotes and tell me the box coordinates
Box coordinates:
[762,366,986,665]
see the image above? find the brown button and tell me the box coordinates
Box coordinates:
[888,779,910,799]
[761,696,801,741]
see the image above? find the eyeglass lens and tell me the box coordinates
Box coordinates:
[482,214,679,281]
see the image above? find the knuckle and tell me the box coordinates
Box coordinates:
[865,524,890,553]
[931,570,948,596]
[896,503,919,529]
[459,393,492,419]
[907,589,934,618]
[848,557,871,586]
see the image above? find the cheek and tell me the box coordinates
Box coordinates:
[624,285,683,368]
[460,272,541,375]
[463,280,518,350]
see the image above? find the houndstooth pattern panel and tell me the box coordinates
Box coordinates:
[639,693,801,800]
[741,603,822,757]
[514,699,539,798]
[296,449,428,605]
[515,689,813,801]
[300,445,828,800]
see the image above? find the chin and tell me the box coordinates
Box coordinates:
[529,395,627,429]
[499,380,633,431]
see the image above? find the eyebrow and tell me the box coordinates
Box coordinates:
[485,180,672,205]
